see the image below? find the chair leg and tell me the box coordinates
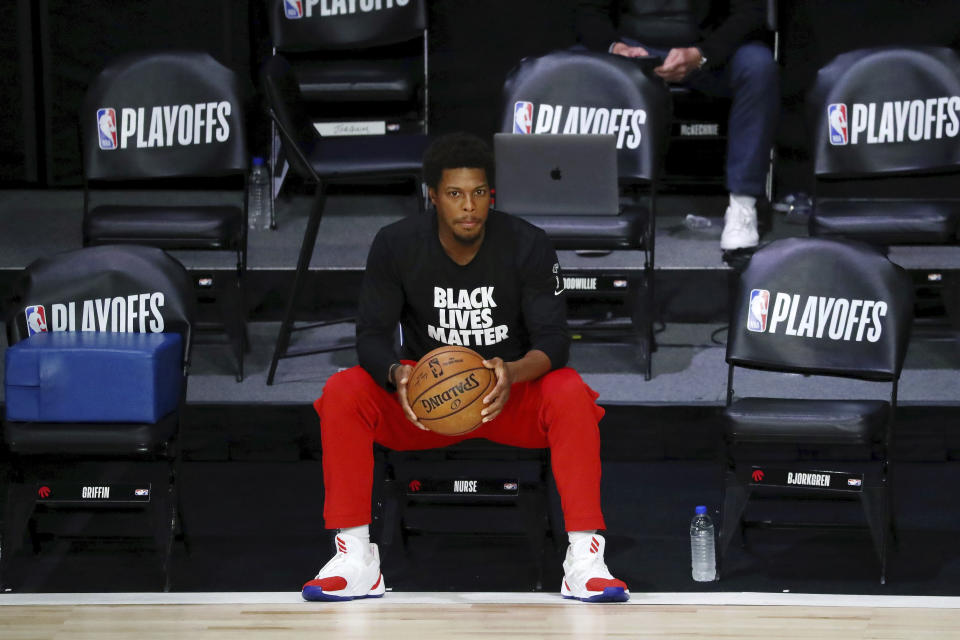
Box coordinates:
[269,124,281,230]
[887,467,899,550]
[520,483,548,591]
[232,276,246,383]
[645,271,655,381]
[545,472,565,557]
[1,480,38,592]
[859,485,890,584]
[630,273,654,380]
[718,469,751,579]
[373,450,405,565]
[216,272,246,383]
[543,460,566,588]
[267,183,328,385]
[173,447,190,556]
[151,456,179,592]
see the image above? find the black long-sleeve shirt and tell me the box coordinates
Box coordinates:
[575,0,766,69]
[357,209,569,388]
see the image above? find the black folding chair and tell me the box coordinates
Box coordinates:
[260,54,428,385]
[499,50,672,378]
[1,245,195,592]
[267,0,428,136]
[718,237,913,584]
[80,50,248,381]
[808,46,960,245]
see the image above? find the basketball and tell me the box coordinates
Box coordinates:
[406,346,495,436]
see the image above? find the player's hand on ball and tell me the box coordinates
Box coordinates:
[481,357,512,422]
[394,364,428,431]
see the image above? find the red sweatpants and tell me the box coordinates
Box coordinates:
[314,364,607,532]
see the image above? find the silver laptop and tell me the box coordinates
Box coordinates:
[494,134,619,216]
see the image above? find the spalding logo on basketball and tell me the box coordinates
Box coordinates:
[406,346,494,436]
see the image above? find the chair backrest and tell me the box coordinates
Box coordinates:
[809,47,960,178]
[82,51,248,181]
[5,245,196,365]
[500,50,672,182]
[727,238,913,381]
[269,0,426,52]
[260,54,321,182]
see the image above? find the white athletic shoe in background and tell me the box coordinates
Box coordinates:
[560,533,629,602]
[302,533,385,601]
[720,193,760,251]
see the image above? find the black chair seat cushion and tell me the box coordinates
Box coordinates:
[3,411,178,456]
[724,397,889,445]
[85,205,242,249]
[811,199,960,244]
[517,204,649,250]
[307,134,428,178]
[295,60,416,102]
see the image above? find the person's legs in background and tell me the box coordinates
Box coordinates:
[686,42,779,252]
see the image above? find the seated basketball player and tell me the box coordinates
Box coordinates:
[304,133,629,603]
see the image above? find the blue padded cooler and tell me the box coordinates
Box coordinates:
[5,331,182,424]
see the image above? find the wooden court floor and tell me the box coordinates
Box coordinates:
[4,594,960,640]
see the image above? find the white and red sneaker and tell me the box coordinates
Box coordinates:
[302,533,386,602]
[560,534,629,603]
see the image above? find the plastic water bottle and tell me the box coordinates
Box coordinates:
[683,213,712,230]
[248,156,270,230]
[690,505,717,582]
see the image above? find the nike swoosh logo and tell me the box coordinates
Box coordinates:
[554,288,565,296]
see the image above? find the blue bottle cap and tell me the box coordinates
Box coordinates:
[695,505,707,515]
[252,156,264,166]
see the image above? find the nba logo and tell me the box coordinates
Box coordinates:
[514,101,533,134]
[25,305,48,336]
[827,104,848,145]
[284,0,303,18]
[746,289,769,333]
[97,108,117,150]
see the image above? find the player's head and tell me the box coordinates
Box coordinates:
[422,133,494,192]
[424,133,494,247]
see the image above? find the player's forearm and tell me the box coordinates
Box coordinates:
[357,332,399,389]
[505,349,553,384]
